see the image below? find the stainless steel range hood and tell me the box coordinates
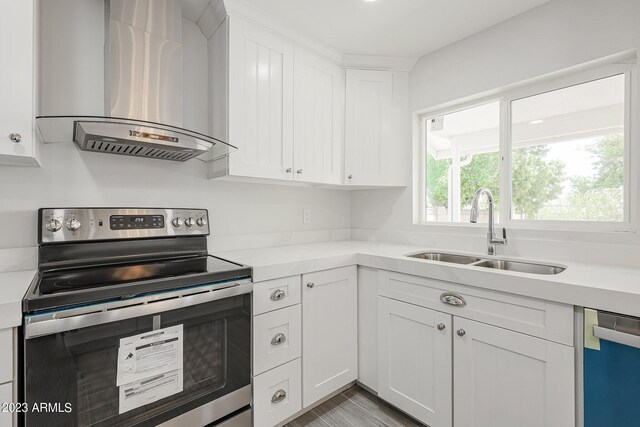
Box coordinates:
[36,0,233,161]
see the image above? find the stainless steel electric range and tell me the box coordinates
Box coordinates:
[21,208,252,427]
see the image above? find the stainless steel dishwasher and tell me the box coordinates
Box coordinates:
[582,308,640,427]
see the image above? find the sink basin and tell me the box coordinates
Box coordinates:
[406,252,482,265]
[405,251,565,275]
[471,259,565,275]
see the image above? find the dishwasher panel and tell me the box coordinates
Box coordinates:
[584,309,640,427]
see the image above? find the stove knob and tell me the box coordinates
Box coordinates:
[172,217,183,227]
[196,217,207,227]
[66,218,82,231]
[185,217,196,227]
[45,218,62,232]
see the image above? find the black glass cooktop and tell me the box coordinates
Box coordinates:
[24,255,251,313]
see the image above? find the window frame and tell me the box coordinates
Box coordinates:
[416,59,637,232]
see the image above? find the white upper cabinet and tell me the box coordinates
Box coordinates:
[345,69,403,186]
[302,266,357,408]
[293,48,344,184]
[209,11,409,188]
[0,0,39,167]
[227,16,294,181]
[454,317,574,427]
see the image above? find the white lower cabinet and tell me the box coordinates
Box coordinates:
[252,266,358,426]
[302,266,358,407]
[378,297,452,427]
[253,359,302,427]
[376,270,575,427]
[0,382,11,427]
[0,329,13,385]
[453,317,574,427]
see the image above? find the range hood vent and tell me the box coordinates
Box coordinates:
[36,0,233,162]
[36,115,235,162]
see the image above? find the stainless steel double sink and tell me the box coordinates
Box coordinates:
[406,251,565,275]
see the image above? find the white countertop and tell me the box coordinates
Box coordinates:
[216,240,640,317]
[1,240,639,329]
[0,270,35,329]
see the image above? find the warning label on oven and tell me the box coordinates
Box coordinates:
[117,324,184,414]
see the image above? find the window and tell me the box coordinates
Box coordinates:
[420,62,633,230]
[424,102,500,223]
[510,75,625,222]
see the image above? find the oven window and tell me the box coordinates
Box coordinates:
[24,294,250,426]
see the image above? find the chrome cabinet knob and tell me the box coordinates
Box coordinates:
[172,217,183,227]
[271,389,287,403]
[436,323,446,331]
[185,217,195,227]
[296,169,303,174]
[196,217,207,227]
[457,329,466,337]
[271,333,287,346]
[285,168,292,173]
[9,133,21,143]
[65,218,81,231]
[270,289,286,301]
[348,175,353,180]
[306,282,314,288]
[45,218,62,232]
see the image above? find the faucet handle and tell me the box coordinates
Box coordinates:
[499,227,508,245]
[489,227,508,246]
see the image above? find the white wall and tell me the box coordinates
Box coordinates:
[351,0,640,267]
[0,143,351,268]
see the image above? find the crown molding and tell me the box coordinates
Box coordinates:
[341,54,418,72]
[197,0,227,39]
[222,0,343,63]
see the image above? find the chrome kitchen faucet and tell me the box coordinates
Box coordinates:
[470,188,507,255]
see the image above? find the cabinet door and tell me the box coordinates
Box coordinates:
[293,48,343,184]
[344,69,392,186]
[302,266,357,407]
[378,297,452,426]
[0,0,37,166]
[228,16,294,180]
[454,317,574,427]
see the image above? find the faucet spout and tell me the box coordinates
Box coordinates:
[469,188,507,255]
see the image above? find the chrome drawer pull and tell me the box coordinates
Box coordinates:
[271,333,287,346]
[270,289,286,301]
[440,292,466,307]
[271,389,287,403]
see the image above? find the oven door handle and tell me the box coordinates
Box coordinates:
[24,281,252,339]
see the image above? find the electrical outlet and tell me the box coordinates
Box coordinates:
[303,209,311,224]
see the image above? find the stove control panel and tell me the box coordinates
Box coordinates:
[39,208,210,243]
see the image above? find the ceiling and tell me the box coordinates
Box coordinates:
[241,0,551,58]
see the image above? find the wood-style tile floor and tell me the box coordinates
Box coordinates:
[284,386,425,427]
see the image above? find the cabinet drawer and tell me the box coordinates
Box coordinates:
[253,358,302,427]
[253,305,302,375]
[253,276,301,315]
[0,329,12,384]
[379,270,573,346]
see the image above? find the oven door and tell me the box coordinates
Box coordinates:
[22,283,251,427]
